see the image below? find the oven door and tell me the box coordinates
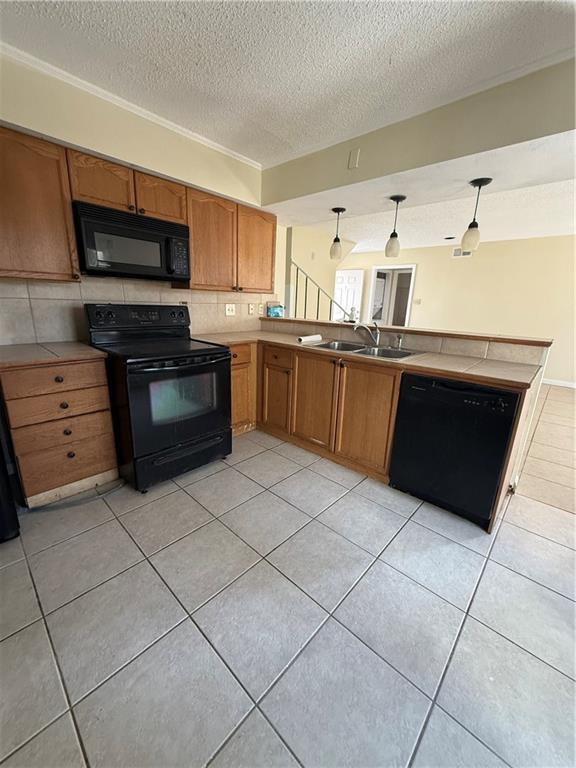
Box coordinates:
[127,355,231,457]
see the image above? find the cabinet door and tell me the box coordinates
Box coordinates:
[134,171,187,224]
[187,187,237,290]
[292,351,339,449]
[0,128,80,281]
[237,205,276,293]
[262,364,292,434]
[231,363,254,432]
[67,149,136,211]
[335,361,398,472]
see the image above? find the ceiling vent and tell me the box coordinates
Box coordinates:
[452,247,473,259]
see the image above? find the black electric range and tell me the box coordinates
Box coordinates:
[86,303,232,491]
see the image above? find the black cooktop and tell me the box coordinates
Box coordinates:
[102,338,227,363]
[85,303,227,363]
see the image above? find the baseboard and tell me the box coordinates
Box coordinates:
[543,378,576,389]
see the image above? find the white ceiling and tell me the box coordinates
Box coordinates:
[317,179,575,252]
[265,131,576,250]
[0,1,574,167]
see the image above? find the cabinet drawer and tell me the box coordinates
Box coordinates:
[6,386,110,428]
[230,344,252,366]
[11,411,114,456]
[18,432,117,497]
[1,361,106,400]
[264,345,293,369]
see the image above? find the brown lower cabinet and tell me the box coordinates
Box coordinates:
[261,346,294,435]
[230,343,257,435]
[0,358,117,504]
[334,359,399,471]
[291,350,340,449]
[263,345,401,477]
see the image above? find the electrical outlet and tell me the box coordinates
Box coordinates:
[248,303,255,316]
[225,303,235,316]
[258,303,264,316]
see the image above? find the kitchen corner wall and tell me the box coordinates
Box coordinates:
[0,277,272,345]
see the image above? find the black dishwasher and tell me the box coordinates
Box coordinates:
[389,374,520,528]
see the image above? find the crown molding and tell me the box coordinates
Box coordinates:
[0,42,262,170]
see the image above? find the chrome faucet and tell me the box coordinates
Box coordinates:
[395,334,403,350]
[354,322,381,347]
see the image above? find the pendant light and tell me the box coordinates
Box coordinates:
[329,207,346,260]
[461,177,492,252]
[385,195,406,258]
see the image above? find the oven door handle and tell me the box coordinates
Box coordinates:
[129,357,229,374]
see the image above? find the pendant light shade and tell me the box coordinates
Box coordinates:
[461,178,492,253]
[385,195,406,258]
[330,207,345,261]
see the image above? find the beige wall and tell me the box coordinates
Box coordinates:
[338,235,575,383]
[263,59,575,204]
[0,54,261,204]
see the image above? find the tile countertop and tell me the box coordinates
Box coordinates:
[200,331,541,388]
[0,342,106,371]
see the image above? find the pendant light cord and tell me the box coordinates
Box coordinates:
[335,211,341,239]
[393,200,399,233]
[472,184,482,223]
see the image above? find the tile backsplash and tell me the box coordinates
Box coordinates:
[0,277,268,345]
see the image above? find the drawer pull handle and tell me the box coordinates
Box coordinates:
[67,451,76,459]
[63,429,72,436]
[60,402,69,409]
[55,375,64,383]
[232,353,238,359]
[139,208,145,214]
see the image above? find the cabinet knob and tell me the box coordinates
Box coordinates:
[63,429,72,436]
[54,375,64,383]
[67,451,76,459]
[73,273,80,280]
[340,361,348,368]
[273,354,278,359]
[238,286,244,292]
[284,369,291,375]
[128,204,135,211]
[60,401,69,409]
[232,353,238,359]
[138,208,145,214]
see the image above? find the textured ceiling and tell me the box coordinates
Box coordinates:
[310,180,575,252]
[0,1,574,166]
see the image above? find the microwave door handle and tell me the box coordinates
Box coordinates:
[130,358,228,374]
[166,242,174,275]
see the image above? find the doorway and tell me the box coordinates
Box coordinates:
[366,266,415,326]
[332,269,364,321]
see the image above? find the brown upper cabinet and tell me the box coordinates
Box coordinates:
[188,192,276,293]
[237,205,276,293]
[187,187,237,290]
[68,150,187,224]
[67,150,136,212]
[0,128,80,282]
[134,171,187,224]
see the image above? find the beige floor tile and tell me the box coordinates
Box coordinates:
[0,561,41,640]
[1,713,85,768]
[20,498,113,555]
[0,622,67,761]
[543,400,576,419]
[546,386,576,404]
[523,457,575,489]
[528,442,576,469]
[539,412,576,428]
[517,474,575,514]
[0,536,25,570]
[533,422,575,452]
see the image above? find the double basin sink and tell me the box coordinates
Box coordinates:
[314,340,415,359]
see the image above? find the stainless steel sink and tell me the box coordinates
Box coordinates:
[315,341,367,352]
[355,347,415,359]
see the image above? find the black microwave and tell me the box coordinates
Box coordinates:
[73,202,190,282]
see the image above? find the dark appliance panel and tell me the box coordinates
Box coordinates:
[389,373,520,529]
[74,202,190,282]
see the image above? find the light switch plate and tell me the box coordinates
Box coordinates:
[225,303,236,316]
[248,303,255,315]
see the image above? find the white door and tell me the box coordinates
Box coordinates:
[332,269,364,321]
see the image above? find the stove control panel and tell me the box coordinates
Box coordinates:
[86,304,189,329]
